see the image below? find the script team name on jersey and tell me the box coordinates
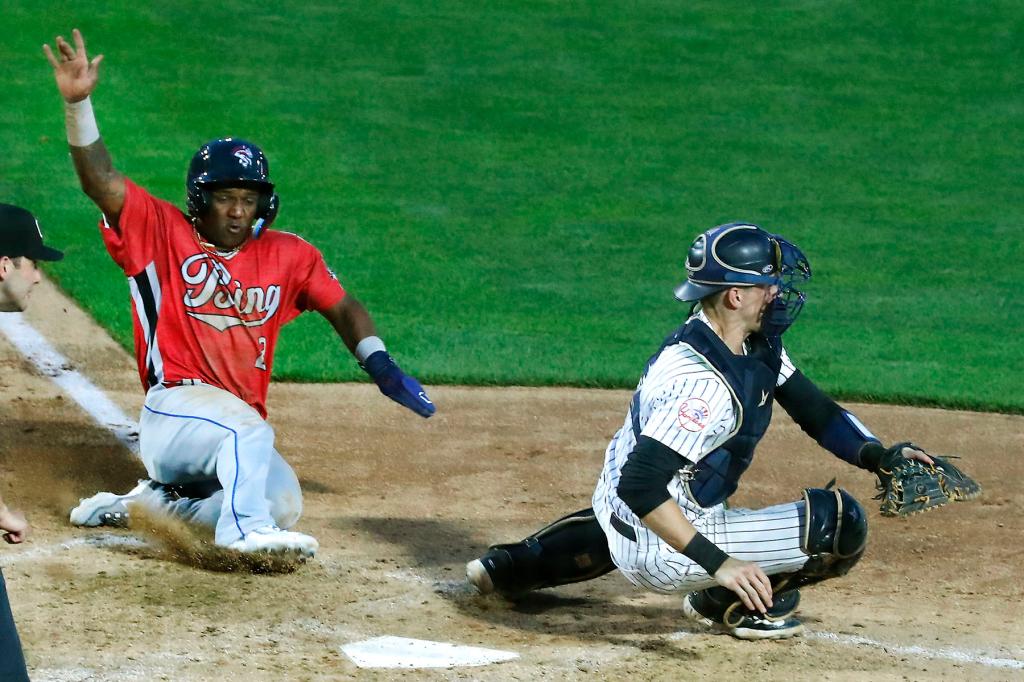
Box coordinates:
[180,253,281,331]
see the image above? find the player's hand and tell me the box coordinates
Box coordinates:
[43,28,103,103]
[898,444,934,466]
[0,506,30,544]
[713,557,773,614]
[362,351,436,418]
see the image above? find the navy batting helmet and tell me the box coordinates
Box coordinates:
[674,222,811,336]
[186,138,280,234]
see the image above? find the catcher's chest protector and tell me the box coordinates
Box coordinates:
[666,322,783,507]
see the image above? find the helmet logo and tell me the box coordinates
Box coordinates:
[761,264,774,274]
[233,146,254,167]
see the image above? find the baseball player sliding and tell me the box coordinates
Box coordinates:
[45,29,435,558]
[467,223,940,639]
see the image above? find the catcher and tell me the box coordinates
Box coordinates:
[467,223,980,639]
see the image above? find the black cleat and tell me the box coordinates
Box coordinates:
[683,588,804,640]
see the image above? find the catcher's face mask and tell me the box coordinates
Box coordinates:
[759,235,811,337]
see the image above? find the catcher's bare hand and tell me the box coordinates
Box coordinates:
[713,557,772,614]
[43,28,103,103]
[899,444,933,466]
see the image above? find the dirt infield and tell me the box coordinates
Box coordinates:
[1,278,1021,680]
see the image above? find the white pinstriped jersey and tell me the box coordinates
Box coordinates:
[597,311,797,525]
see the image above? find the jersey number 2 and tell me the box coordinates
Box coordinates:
[255,336,268,370]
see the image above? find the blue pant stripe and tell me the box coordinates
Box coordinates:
[142,405,245,540]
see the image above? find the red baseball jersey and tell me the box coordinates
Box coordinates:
[101,179,346,417]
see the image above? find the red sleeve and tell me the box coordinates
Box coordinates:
[295,239,346,312]
[99,179,175,276]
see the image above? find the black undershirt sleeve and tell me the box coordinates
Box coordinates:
[775,369,881,470]
[617,435,691,518]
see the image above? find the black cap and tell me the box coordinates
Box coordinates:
[0,204,64,261]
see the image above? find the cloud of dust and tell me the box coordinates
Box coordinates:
[126,505,305,575]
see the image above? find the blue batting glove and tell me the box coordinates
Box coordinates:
[361,350,436,418]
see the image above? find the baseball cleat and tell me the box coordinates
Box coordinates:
[727,613,804,640]
[227,526,318,558]
[70,480,156,528]
[683,591,804,641]
[466,559,496,595]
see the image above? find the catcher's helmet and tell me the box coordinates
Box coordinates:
[186,137,280,235]
[674,222,811,336]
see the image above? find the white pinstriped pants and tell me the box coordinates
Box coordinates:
[592,479,809,594]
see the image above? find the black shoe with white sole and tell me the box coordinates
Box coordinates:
[683,586,804,640]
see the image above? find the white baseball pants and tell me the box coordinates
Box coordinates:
[139,383,302,546]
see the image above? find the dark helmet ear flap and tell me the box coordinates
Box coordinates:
[686,234,708,272]
[252,194,280,239]
[190,187,213,219]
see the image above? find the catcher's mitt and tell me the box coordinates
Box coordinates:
[874,442,982,517]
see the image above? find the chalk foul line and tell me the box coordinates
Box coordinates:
[808,630,1024,671]
[0,312,139,455]
[0,534,149,565]
[671,628,1022,670]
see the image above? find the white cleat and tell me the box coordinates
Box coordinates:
[70,480,156,528]
[227,526,319,558]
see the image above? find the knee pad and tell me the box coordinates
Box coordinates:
[793,487,868,587]
[802,487,867,559]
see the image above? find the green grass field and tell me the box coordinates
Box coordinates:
[3,2,1021,412]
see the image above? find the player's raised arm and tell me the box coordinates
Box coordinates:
[320,295,436,418]
[43,29,125,222]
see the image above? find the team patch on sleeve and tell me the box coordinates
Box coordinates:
[677,397,711,432]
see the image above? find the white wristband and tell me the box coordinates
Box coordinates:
[65,97,100,147]
[355,336,387,363]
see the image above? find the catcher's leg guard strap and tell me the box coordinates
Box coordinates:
[479,508,614,597]
[792,487,868,588]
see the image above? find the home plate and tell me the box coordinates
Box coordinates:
[341,636,519,668]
